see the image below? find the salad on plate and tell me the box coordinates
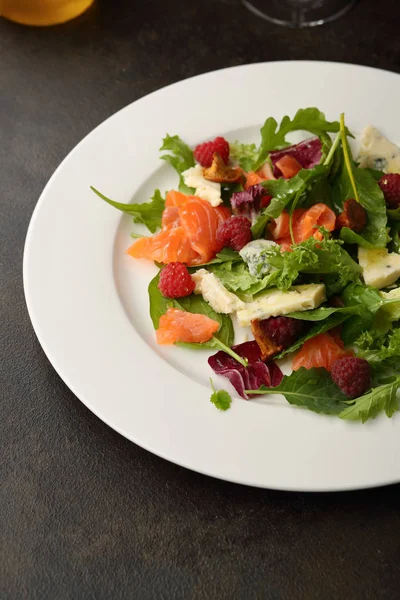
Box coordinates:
[92,107,400,423]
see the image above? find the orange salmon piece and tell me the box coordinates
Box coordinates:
[165,190,189,207]
[156,308,220,345]
[275,155,303,178]
[294,203,336,243]
[292,332,352,372]
[178,197,226,265]
[127,227,198,264]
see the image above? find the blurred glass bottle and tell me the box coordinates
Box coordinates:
[0,0,94,26]
[242,0,356,28]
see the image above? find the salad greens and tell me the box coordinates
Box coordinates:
[229,142,258,172]
[248,367,349,415]
[159,134,195,194]
[253,107,345,170]
[91,186,165,233]
[91,106,400,421]
[210,379,232,411]
[148,272,234,346]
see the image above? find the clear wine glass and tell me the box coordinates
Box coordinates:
[242,0,357,28]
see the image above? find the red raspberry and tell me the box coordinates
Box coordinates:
[158,262,195,298]
[331,357,371,399]
[378,173,400,208]
[194,137,230,167]
[260,316,308,349]
[216,216,252,251]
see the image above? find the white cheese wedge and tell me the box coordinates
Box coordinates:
[182,164,222,206]
[236,284,326,327]
[358,126,400,173]
[239,239,279,278]
[191,269,244,314]
[358,247,400,289]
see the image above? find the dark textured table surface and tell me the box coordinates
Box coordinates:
[2,1,400,598]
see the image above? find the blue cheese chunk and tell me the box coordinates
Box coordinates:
[191,269,244,314]
[358,126,400,173]
[239,239,279,278]
[182,164,222,206]
[236,284,326,327]
[358,247,400,289]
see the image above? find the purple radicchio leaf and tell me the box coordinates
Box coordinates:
[270,137,322,178]
[230,184,269,222]
[208,340,283,400]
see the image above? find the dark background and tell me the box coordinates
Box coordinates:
[2,1,400,598]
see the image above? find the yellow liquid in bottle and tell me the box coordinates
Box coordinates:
[1,0,94,26]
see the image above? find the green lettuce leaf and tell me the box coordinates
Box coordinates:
[249,367,349,415]
[90,187,165,234]
[254,108,344,170]
[210,262,278,295]
[159,134,195,193]
[263,236,361,293]
[355,327,400,364]
[340,283,400,344]
[229,142,258,171]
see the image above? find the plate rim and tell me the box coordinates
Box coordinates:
[23,60,400,492]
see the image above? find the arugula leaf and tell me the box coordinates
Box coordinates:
[249,367,349,415]
[262,165,328,218]
[148,272,234,347]
[159,134,195,193]
[254,108,344,170]
[210,262,278,295]
[91,187,165,234]
[275,312,350,359]
[339,377,400,422]
[251,213,270,239]
[332,121,388,248]
[210,379,232,411]
[229,142,258,171]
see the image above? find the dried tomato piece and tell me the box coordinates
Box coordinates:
[203,152,243,183]
[336,198,367,233]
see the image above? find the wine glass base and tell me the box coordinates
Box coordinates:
[242,0,357,28]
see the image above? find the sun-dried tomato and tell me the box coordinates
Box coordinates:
[336,198,367,233]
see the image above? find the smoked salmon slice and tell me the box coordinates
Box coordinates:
[165,190,189,207]
[128,194,230,265]
[127,227,198,264]
[294,203,336,243]
[179,197,222,264]
[275,155,303,179]
[292,332,352,372]
[156,308,220,345]
[269,203,336,250]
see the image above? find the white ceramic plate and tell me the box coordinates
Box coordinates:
[24,61,400,491]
